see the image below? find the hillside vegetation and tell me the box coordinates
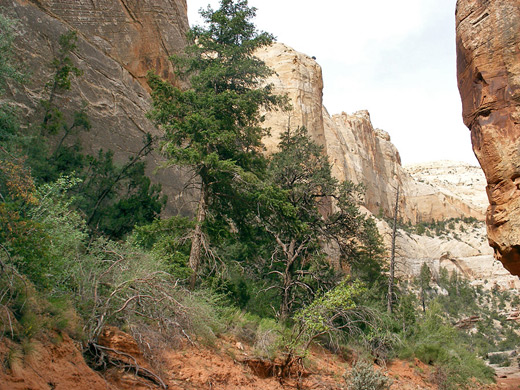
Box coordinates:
[0,2,518,389]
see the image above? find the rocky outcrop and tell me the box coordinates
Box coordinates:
[376,217,520,289]
[456,0,520,276]
[23,0,188,87]
[325,111,485,224]
[255,43,326,151]
[259,43,484,224]
[257,42,517,286]
[0,333,113,390]
[1,0,191,214]
[405,161,489,216]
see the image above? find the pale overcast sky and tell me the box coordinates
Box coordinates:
[187,0,479,166]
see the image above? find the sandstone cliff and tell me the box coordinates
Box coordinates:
[257,42,519,286]
[405,161,488,216]
[1,0,191,214]
[456,0,520,276]
[391,162,518,288]
[258,42,484,224]
[255,43,326,151]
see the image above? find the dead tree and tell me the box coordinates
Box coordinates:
[387,185,399,313]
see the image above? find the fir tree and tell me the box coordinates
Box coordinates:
[148,0,286,288]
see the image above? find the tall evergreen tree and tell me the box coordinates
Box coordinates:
[148,0,286,287]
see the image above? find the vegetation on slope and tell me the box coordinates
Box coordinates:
[0,2,517,389]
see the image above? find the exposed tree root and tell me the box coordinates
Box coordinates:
[87,342,167,389]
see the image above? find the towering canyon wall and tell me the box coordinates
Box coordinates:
[456,0,520,276]
[258,42,518,286]
[258,43,484,224]
[255,43,326,151]
[1,0,190,213]
[1,2,511,285]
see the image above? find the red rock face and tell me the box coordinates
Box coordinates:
[456,0,520,276]
[1,0,192,215]
[29,0,188,87]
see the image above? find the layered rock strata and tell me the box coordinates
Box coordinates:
[1,0,191,214]
[255,43,326,151]
[259,43,484,224]
[456,0,520,276]
[258,42,516,285]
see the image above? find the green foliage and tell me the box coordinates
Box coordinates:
[0,13,23,94]
[344,360,392,390]
[294,280,365,343]
[436,270,479,317]
[488,353,510,367]
[0,175,86,288]
[255,127,385,318]
[0,9,506,390]
[40,31,84,136]
[131,216,194,280]
[394,291,417,339]
[19,30,166,239]
[75,142,166,238]
[148,0,288,283]
[383,215,481,238]
[399,303,495,388]
[30,176,88,288]
[283,279,393,363]
[416,262,432,311]
[148,0,285,200]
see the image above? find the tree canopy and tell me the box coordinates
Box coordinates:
[148,0,287,286]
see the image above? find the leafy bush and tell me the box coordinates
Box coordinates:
[222,309,286,358]
[399,303,495,388]
[131,216,193,280]
[344,360,392,390]
[488,353,510,367]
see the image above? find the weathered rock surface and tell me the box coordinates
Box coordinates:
[2,0,191,214]
[456,0,520,276]
[25,0,188,87]
[325,111,484,224]
[259,43,484,224]
[255,42,326,151]
[377,218,520,289]
[259,43,519,286]
[405,161,489,216]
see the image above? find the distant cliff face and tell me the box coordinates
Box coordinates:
[456,0,520,276]
[2,0,190,213]
[259,43,484,224]
[254,43,326,151]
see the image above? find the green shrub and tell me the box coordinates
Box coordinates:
[399,303,495,388]
[488,353,510,367]
[180,289,226,345]
[131,216,193,280]
[344,360,392,390]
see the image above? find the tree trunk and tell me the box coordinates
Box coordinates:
[387,185,399,313]
[189,185,207,290]
[280,273,291,321]
[280,241,296,321]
